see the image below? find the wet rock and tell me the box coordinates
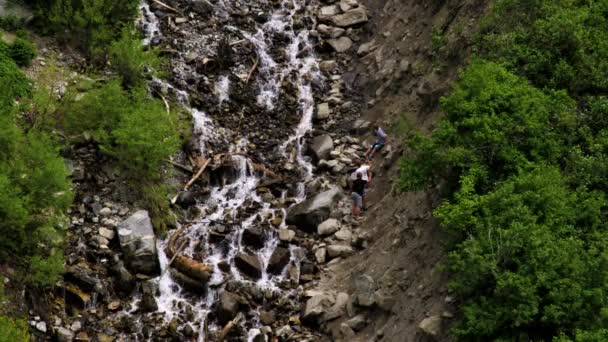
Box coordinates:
[242,227,265,249]
[286,187,342,232]
[332,7,369,27]
[315,103,331,120]
[419,315,443,337]
[176,190,197,208]
[111,259,136,294]
[308,134,334,162]
[267,247,290,274]
[346,314,367,331]
[278,229,296,242]
[260,310,275,325]
[139,281,158,313]
[327,244,353,258]
[117,210,160,276]
[235,253,262,279]
[319,60,338,73]
[327,36,353,52]
[56,327,74,342]
[317,218,339,236]
[217,291,240,324]
[190,0,213,16]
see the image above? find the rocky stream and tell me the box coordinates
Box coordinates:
[38,0,394,341]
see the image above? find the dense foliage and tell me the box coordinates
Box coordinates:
[0,40,71,288]
[400,0,608,340]
[109,29,164,88]
[63,80,180,181]
[24,0,140,58]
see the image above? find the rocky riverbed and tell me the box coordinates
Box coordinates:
[29,0,400,341]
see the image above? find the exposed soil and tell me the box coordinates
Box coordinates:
[312,0,491,340]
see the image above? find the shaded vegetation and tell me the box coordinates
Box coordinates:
[400,0,608,340]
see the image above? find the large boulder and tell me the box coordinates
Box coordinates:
[267,247,290,274]
[235,253,263,279]
[286,187,342,232]
[302,294,334,324]
[317,218,340,236]
[307,134,334,162]
[117,210,160,275]
[332,7,368,27]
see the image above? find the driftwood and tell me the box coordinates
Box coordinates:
[218,313,244,342]
[152,0,180,13]
[167,159,193,173]
[245,57,259,84]
[171,157,211,204]
[165,229,213,283]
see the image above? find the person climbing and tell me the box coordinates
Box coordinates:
[350,161,372,210]
[365,125,389,160]
[351,172,367,218]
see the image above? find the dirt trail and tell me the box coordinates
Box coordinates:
[314,0,490,340]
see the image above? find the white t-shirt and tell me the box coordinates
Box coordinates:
[351,165,370,181]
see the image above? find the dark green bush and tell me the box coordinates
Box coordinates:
[0,53,31,105]
[0,315,29,342]
[9,38,37,67]
[109,29,164,88]
[64,82,180,180]
[25,0,140,58]
[477,0,608,95]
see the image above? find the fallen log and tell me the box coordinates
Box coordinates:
[165,228,213,283]
[218,313,244,342]
[152,0,180,13]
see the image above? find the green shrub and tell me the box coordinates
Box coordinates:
[64,82,180,180]
[25,253,64,288]
[0,315,29,342]
[9,38,37,67]
[0,53,31,106]
[25,0,140,58]
[109,29,164,88]
[400,60,577,192]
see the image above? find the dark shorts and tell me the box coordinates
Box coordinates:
[351,192,363,208]
[372,142,385,150]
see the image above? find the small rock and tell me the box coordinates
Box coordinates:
[267,247,290,274]
[55,327,74,342]
[340,323,356,338]
[334,228,352,242]
[332,7,368,27]
[278,229,296,242]
[315,103,331,120]
[315,247,327,264]
[319,60,338,73]
[327,36,353,53]
[36,321,47,333]
[327,245,353,258]
[235,253,263,279]
[99,227,115,240]
[317,218,340,236]
[218,291,240,324]
[260,310,275,325]
[346,314,367,331]
[419,315,442,337]
[70,321,82,332]
[99,207,112,217]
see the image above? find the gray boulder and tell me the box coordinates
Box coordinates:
[267,247,290,274]
[327,36,353,53]
[235,253,263,279]
[286,187,342,232]
[55,327,74,342]
[117,210,160,275]
[217,291,240,324]
[308,134,334,162]
[419,315,443,337]
[318,218,340,236]
[332,7,368,27]
[302,294,333,324]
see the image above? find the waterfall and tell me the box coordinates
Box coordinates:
[132,0,323,339]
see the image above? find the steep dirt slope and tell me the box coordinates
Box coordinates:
[315,0,489,340]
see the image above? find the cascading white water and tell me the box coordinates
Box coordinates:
[135,0,322,339]
[138,2,160,46]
